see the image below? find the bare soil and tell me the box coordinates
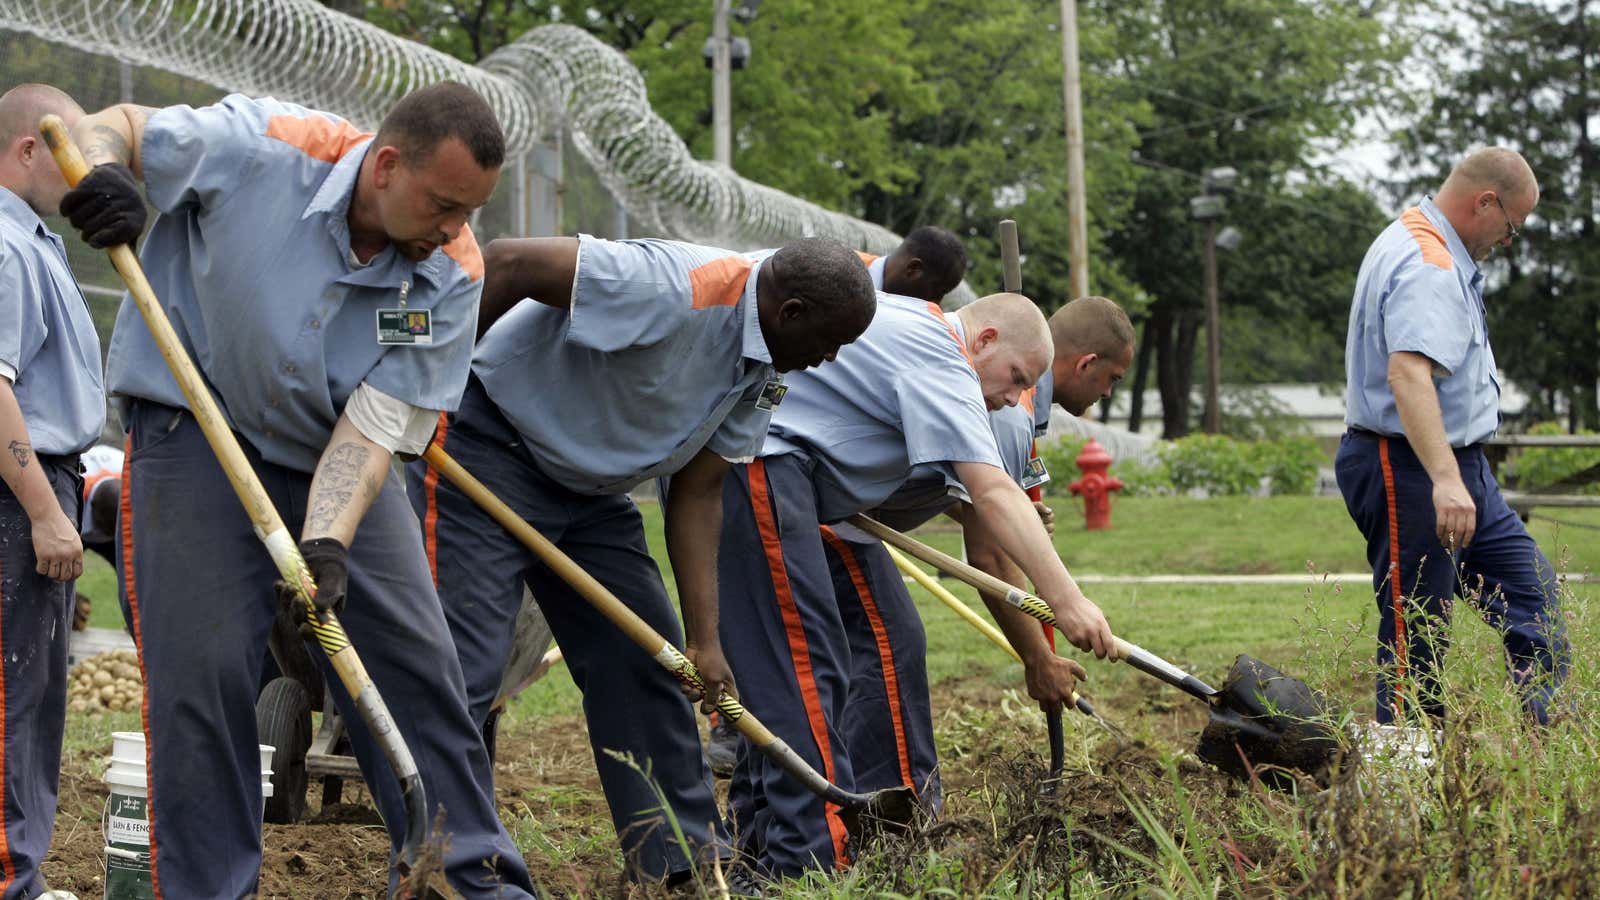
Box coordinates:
[43,679,1226,898]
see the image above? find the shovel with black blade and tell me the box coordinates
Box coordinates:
[848,514,1346,788]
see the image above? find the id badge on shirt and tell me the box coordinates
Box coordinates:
[755,378,787,412]
[1020,456,1050,491]
[377,309,433,345]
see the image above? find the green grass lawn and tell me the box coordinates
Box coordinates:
[510,494,1600,730]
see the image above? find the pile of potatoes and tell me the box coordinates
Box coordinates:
[69,649,142,714]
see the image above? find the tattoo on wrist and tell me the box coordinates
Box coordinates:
[305,442,371,533]
[8,440,30,469]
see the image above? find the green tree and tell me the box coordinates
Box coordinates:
[358,0,933,211]
[1095,0,1408,436]
[1394,0,1599,431]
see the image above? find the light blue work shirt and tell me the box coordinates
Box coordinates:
[106,94,483,472]
[473,235,778,495]
[0,188,104,455]
[861,377,1038,535]
[1032,371,1054,437]
[763,293,1002,524]
[1344,197,1500,447]
[864,254,886,291]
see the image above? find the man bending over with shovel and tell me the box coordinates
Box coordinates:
[706,290,1115,880]
[410,235,875,887]
[60,85,536,899]
[814,295,1134,811]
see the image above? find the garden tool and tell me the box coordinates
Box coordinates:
[850,514,1346,788]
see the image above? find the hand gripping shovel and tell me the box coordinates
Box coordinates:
[41,118,452,898]
[883,543,1124,746]
[422,445,918,837]
[848,514,1344,788]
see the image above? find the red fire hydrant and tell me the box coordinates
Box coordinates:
[1068,439,1123,530]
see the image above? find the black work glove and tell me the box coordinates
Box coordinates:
[59,162,147,249]
[298,537,350,619]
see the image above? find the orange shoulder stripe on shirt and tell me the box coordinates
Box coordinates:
[688,256,756,310]
[265,114,371,164]
[857,251,881,266]
[923,302,976,369]
[1400,207,1452,271]
[442,224,485,283]
[1018,386,1036,417]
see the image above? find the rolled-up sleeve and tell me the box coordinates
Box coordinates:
[140,94,274,215]
[1382,260,1473,376]
[566,236,691,352]
[0,249,42,377]
[895,365,1003,468]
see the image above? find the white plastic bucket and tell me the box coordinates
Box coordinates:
[103,732,275,900]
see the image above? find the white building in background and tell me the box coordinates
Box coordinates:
[1068,382,1533,441]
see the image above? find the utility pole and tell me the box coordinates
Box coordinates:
[1189,166,1238,435]
[1059,0,1089,299]
[1202,219,1221,434]
[711,0,733,168]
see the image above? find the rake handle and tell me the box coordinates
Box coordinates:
[998,218,1022,293]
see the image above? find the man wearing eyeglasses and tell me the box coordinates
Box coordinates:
[1336,146,1567,727]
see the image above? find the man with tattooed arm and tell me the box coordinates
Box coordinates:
[0,83,104,900]
[59,84,538,899]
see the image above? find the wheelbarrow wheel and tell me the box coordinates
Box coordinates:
[257,676,312,824]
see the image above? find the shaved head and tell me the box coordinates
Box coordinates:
[1048,295,1135,416]
[1435,146,1540,262]
[0,83,82,147]
[955,292,1053,410]
[0,84,84,215]
[1441,147,1537,204]
[1050,296,1134,361]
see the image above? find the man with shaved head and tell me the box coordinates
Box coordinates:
[1337,146,1567,727]
[699,288,1114,879]
[0,83,103,899]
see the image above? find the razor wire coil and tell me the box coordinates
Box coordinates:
[2,0,935,264]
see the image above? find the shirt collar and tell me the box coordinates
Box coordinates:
[1419,196,1481,281]
[305,138,445,288]
[0,186,47,238]
[740,256,773,365]
[948,310,968,344]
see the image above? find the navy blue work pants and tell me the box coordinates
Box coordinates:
[119,401,533,899]
[818,526,940,813]
[1335,430,1568,724]
[716,455,857,878]
[0,456,79,899]
[406,379,727,882]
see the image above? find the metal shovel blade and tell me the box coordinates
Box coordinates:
[1195,655,1344,789]
[837,785,921,843]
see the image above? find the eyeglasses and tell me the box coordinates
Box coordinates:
[1494,196,1521,242]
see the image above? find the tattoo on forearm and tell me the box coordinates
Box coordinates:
[8,440,30,469]
[305,442,372,534]
[84,123,131,165]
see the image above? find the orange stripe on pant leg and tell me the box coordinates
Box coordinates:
[819,528,915,795]
[121,440,164,899]
[423,412,449,586]
[748,461,850,869]
[0,516,12,892]
[1379,438,1406,718]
